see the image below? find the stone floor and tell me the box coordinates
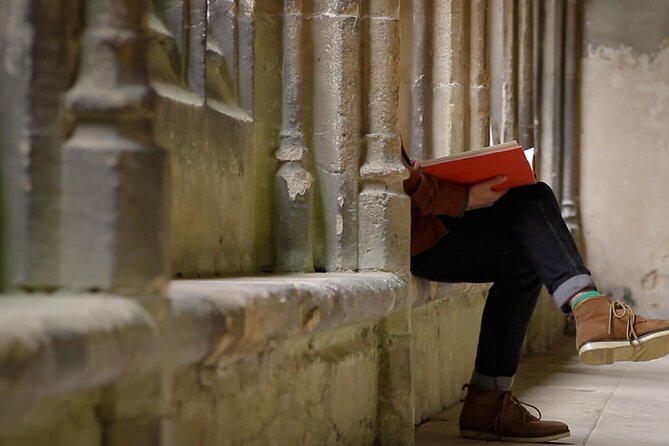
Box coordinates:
[415,336,669,446]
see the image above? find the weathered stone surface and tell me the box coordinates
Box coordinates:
[171,321,379,446]
[375,307,415,446]
[150,0,281,277]
[358,187,410,272]
[157,98,257,276]
[580,0,669,318]
[0,391,102,445]
[0,271,499,444]
[0,0,79,290]
[0,296,159,409]
[169,272,407,365]
[61,131,169,293]
[411,282,488,422]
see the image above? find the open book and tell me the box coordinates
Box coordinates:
[416,140,536,191]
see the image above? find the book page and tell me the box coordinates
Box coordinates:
[524,147,535,172]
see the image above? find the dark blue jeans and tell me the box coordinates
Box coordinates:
[410,182,594,377]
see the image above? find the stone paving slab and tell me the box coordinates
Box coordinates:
[416,336,669,446]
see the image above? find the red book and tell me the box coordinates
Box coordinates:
[420,140,536,191]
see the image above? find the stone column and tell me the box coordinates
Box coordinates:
[518,0,534,149]
[538,0,565,198]
[468,0,489,149]
[311,0,361,271]
[432,0,465,156]
[60,0,169,295]
[185,0,208,97]
[274,0,314,271]
[0,0,80,291]
[359,0,408,273]
[358,0,413,443]
[501,0,518,143]
[409,0,428,159]
[375,307,415,446]
[59,1,172,444]
[274,0,314,272]
[561,0,582,242]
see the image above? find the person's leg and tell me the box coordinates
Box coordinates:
[489,182,669,365]
[484,182,595,310]
[420,181,669,369]
[412,207,570,442]
[412,208,543,381]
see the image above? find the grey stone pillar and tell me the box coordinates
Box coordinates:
[376,307,415,446]
[468,0,489,149]
[60,0,170,295]
[359,0,413,443]
[432,0,466,156]
[0,0,80,291]
[409,0,428,159]
[538,0,565,198]
[518,0,534,149]
[311,0,361,271]
[274,0,314,272]
[359,0,408,273]
[560,0,582,243]
[501,0,518,143]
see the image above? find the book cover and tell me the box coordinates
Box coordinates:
[420,140,536,191]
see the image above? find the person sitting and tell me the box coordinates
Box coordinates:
[403,147,669,443]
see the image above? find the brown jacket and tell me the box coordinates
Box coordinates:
[402,153,469,257]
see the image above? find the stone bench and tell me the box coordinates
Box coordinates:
[0,272,491,439]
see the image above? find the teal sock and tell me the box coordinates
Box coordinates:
[569,290,603,310]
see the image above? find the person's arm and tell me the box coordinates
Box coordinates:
[403,159,508,215]
[403,160,469,217]
[466,176,508,210]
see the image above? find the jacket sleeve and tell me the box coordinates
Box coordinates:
[403,162,469,217]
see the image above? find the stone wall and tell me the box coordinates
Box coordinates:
[580,0,669,318]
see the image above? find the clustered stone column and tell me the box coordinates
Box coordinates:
[488,0,534,148]
[61,0,169,295]
[411,0,489,158]
[58,1,172,444]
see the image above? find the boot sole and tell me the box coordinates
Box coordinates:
[460,429,571,443]
[579,329,669,366]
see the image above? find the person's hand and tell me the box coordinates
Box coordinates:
[466,176,508,210]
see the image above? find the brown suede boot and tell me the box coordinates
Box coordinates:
[573,296,669,366]
[459,384,570,443]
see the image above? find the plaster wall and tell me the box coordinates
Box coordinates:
[580,0,669,316]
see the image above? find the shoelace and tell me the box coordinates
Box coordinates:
[466,389,542,439]
[608,300,641,347]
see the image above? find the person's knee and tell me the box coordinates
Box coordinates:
[534,181,555,197]
[515,181,556,203]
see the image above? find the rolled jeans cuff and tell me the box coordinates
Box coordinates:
[553,274,596,312]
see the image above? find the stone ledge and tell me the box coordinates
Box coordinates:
[0,273,488,409]
[410,278,491,308]
[0,296,160,406]
[169,272,408,366]
[0,273,407,405]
